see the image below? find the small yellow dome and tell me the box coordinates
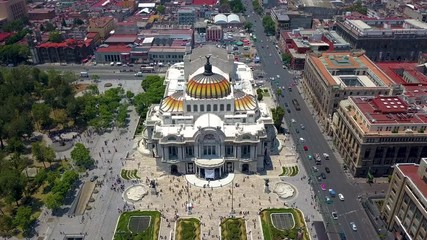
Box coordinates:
[160,91,184,112]
[234,90,257,111]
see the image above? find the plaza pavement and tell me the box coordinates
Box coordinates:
[34,89,324,240]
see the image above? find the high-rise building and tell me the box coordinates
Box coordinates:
[333,96,427,177]
[381,158,427,240]
[0,0,28,22]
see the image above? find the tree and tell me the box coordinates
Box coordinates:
[156,5,165,14]
[50,109,68,127]
[244,22,253,32]
[44,22,56,31]
[0,215,14,234]
[48,31,62,43]
[281,53,292,64]
[13,206,33,232]
[229,0,245,13]
[271,107,285,131]
[0,170,26,206]
[32,142,56,168]
[262,16,276,35]
[61,18,67,27]
[0,44,30,64]
[39,24,45,32]
[345,1,368,15]
[70,143,93,169]
[45,192,63,210]
[32,103,52,129]
[73,18,84,25]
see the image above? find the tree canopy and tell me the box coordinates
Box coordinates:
[262,16,276,35]
[70,143,93,169]
[271,107,285,131]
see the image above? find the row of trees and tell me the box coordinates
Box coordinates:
[134,75,166,117]
[252,0,263,15]
[219,0,246,13]
[262,16,276,35]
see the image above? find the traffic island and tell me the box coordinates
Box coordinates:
[220,218,247,240]
[113,211,160,240]
[260,208,309,240]
[175,218,201,240]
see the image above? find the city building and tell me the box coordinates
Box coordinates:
[27,8,55,21]
[270,8,312,37]
[115,21,138,35]
[333,96,427,177]
[381,158,427,240]
[0,0,28,22]
[404,4,427,23]
[206,25,222,41]
[280,29,324,70]
[302,51,402,132]
[213,14,242,27]
[95,45,131,63]
[335,18,427,62]
[31,39,93,64]
[87,16,115,40]
[178,8,196,25]
[142,46,276,177]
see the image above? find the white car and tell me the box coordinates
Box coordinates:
[350,222,357,231]
[277,74,280,78]
[338,193,344,201]
[291,118,296,123]
[332,212,338,220]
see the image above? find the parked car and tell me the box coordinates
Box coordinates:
[338,193,344,201]
[320,173,326,179]
[350,222,357,231]
[332,212,338,220]
[291,118,296,123]
[287,109,291,113]
[303,145,308,151]
[312,166,318,172]
[300,124,305,130]
[325,196,332,204]
[295,128,299,133]
[325,167,331,173]
[339,233,347,240]
[90,175,98,182]
[284,103,289,107]
[308,155,313,160]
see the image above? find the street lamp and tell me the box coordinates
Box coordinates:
[230,179,235,215]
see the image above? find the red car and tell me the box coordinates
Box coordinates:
[303,146,308,151]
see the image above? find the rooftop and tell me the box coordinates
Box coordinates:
[89,17,114,28]
[349,96,427,126]
[341,18,427,36]
[308,52,394,87]
[96,45,131,53]
[192,0,217,5]
[376,62,427,85]
[36,39,87,49]
[397,163,427,200]
[105,34,137,43]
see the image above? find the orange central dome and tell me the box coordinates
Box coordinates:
[186,56,231,99]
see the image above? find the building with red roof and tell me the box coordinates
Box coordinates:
[381,158,427,240]
[0,32,12,43]
[333,95,427,177]
[32,39,93,64]
[192,0,216,5]
[95,45,131,63]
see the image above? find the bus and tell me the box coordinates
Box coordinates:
[140,66,154,73]
[292,98,301,111]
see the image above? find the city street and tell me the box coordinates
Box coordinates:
[244,1,381,239]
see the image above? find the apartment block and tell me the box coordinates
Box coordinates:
[302,51,401,133]
[381,158,427,240]
[87,17,115,40]
[333,96,427,177]
[0,0,28,22]
[335,18,427,62]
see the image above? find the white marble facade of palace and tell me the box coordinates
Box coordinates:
[143,46,276,180]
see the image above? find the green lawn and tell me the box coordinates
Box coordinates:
[121,169,140,180]
[221,218,247,240]
[114,211,160,240]
[261,208,309,240]
[279,166,299,177]
[175,218,201,240]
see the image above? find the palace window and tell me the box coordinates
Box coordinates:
[203,145,216,156]
[185,146,194,157]
[225,145,234,157]
[242,145,251,158]
[193,105,198,112]
[169,146,178,159]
